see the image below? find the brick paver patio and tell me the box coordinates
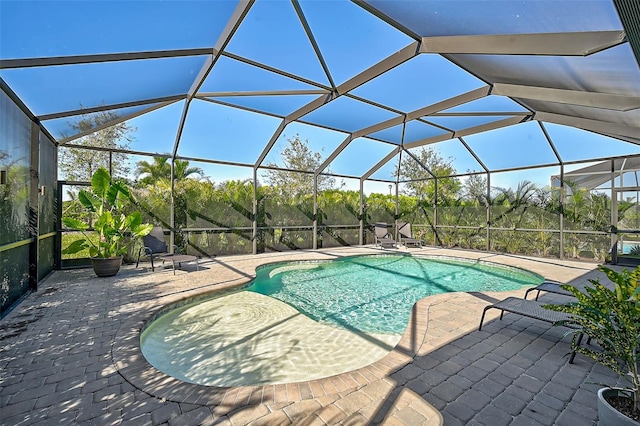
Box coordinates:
[0,246,624,425]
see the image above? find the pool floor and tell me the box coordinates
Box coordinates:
[141,292,401,386]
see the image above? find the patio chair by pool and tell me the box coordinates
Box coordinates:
[479,296,583,363]
[398,222,422,248]
[374,222,396,248]
[136,226,172,271]
[524,281,574,300]
[136,226,199,274]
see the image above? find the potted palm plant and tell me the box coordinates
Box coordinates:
[62,167,153,277]
[545,265,640,425]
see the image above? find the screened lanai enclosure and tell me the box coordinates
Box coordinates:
[2,0,640,315]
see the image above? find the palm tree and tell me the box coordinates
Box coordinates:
[174,159,204,181]
[135,157,170,185]
[135,156,204,185]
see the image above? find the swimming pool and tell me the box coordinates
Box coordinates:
[248,255,543,334]
[140,254,543,386]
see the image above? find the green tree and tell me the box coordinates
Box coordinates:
[395,147,460,204]
[59,111,135,181]
[133,156,205,253]
[461,173,488,206]
[135,156,204,185]
[135,157,170,185]
[174,159,205,182]
[264,134,336,198]
[492,180,538,209]
[492,180,537,228]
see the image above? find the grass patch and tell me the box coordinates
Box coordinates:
[61,232,144,262]
[61,232,99,259]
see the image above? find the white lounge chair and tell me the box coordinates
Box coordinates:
[398,222,422,248]
[374,222,396,248]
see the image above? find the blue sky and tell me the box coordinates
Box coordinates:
[2,0,639,194]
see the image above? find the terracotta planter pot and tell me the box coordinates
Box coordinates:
[598,388,640,426]
[91,256,123,277]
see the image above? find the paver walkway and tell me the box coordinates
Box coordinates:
[0,246,625,425]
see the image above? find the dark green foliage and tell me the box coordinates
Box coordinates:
[545,265,640,414]
[135,156,204,185]
[629,245,640,257]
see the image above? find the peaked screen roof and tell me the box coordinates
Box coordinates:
[552,156,640,190]
[1,0,639,183]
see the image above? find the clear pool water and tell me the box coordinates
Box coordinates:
[248,255,543,334]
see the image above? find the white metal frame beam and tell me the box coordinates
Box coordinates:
[535,111,640,142]
[493,83,640,111]
[314,86,491,176]
[420,31,626,56]
[316,135,353,175]
[166,0,253,251]
[57,99,181,145]
[221,51,332,92]
[402,147,437,181]
[361,146,401,181]
[336,42,420,95]
[37,95,185,121]
[171,0,253,159]
[405,115,529,149]
[198,89,329,97]
[254,41,420,169]
[292,0,336,90]
[254,120,290,168]
[0,48,213,69]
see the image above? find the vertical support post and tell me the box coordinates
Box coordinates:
[388,183,393,239]
[611,159,618,264]
[108,151,113,177]
[55,180,63,270]
[433,177,438,246]
[253,168,258,255]
[394,183,399,242]
[486,172,491,252]
[53,143,59,269]
[539,121,564,259]
[170,158,175,254]
[559,164,565,259]
[29,123,40,291]
[394,141,403,243]
[359,180,364,245]
[313,174,318,250]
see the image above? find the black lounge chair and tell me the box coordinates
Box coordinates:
[479,296,583,363]
[398,222,422,248]
[374,222,397,248]
[524,281,574,300]
[136,226,199,274]
[136,226,171,271]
